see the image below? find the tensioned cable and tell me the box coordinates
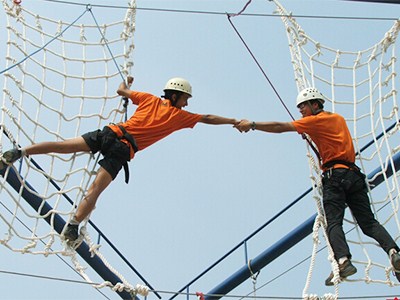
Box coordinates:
[227,13,294,120]
[0,3,130,119]
[169,122,398,299]
[238,191,399,299]
[87,6,130,120]
[0,5,89,75]
[0,201,110,299]
[169,188,311,300]
[88,7,125,83]
[2,269,398,300]
[2,147,397,300]
[226,1,323,164]
[170,121,399,299]
[0,270,112,299]
[3,1,397,298]
[1,4,158,297]
[37,0,399,21]
[0,130,158,297]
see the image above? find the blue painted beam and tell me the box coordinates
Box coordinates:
[205,151,400,299]
[368,151,400,186]
[205,214,316,300]
[0,166,136,300]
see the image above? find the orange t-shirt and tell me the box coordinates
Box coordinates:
[108,91,202,158]
[292,111,355,170]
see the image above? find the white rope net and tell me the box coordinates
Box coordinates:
[272,1,400,299]
[0,0,148,296]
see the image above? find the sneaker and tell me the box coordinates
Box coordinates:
[2,148,22,165]
[63,223,79,242]
[390,251,400,272]
[394,271,400,283]
[325,260,357,286]
[0,148,21,169]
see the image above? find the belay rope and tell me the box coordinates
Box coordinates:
[226,1,338,298]
[226,1,323,165]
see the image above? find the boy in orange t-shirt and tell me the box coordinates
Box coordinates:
[1,76,238,242]
[234,87,400,285]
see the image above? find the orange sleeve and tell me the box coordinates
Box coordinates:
[128,90,154,106]
[292,113,355,166]
[292,115,320,134]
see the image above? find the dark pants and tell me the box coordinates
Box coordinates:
[322,168,399,261]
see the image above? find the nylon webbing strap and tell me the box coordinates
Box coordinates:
[118,125,138,153]
[117,125,138,184]
[322,160,356,169]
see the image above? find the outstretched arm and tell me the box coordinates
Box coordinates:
[235,119,296,133]
[199,114,239,126]
[116,76,134,98]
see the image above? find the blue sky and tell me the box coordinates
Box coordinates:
[0,0,399,299]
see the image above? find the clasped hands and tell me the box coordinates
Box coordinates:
[234,119,252,133]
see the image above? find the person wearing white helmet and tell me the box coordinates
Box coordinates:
[1,76,239,243]
[234,87,400,285]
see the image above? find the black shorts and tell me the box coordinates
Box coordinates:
[82,126,130,180]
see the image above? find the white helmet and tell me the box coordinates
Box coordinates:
[164,77,192,97]
[296,87,325,107]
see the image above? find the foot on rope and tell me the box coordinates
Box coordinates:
[325,260,357,286]
[0,148,22,169]
[390,251,400,282]
[394,271,400,283]
[63,223,79,242]
[390,251,400,272]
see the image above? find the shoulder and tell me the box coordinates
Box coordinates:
[320,111,342,117]
[130,91,161,104]
[321,111,345,121]
[130,90,157,99]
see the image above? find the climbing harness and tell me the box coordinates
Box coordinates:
[117,125,138,184]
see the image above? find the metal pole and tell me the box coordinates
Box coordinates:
[205,214,316,300]
[205,152,400,299]
[0,166,136,300]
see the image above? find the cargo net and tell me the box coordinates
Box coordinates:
[272,0,400,299]
[0,0,148,296]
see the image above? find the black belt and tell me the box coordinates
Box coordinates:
[117,125,138,184]
[322,160,361,170]
[322,160,364,180]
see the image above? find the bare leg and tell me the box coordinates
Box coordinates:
[24,137,90,155]
[74,167,113,222]
[26,138,112,222]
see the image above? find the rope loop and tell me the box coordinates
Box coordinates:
[247,258,260,300]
